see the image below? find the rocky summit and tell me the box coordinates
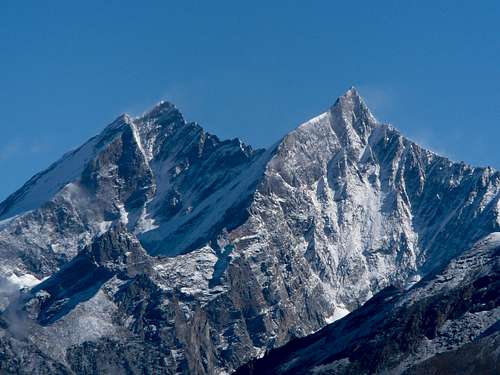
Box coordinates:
[1,88,499,374]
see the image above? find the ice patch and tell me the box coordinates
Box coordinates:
[325,305,350,324]
[117,203,129,225]
[8,273,43,289]
[96,220,113,235]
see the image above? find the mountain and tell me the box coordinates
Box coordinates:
[235,233,500,374]
[0,102,265,278]
[0,88,499,374]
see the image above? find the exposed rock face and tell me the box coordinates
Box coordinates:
[235,233,500,375]
[0,88,499,374]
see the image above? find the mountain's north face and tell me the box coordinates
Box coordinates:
[0,88,499,374]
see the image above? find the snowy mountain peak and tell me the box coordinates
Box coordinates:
[137,100,184,126]
[325,87,378,146]
[331,86,376,122]
[343,85,360,98]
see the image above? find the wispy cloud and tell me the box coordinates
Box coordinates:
[115,82,196,120]
[0,142,20,161]
[357,84,460,162]
[357,84,397,119]
[0,140,51,162]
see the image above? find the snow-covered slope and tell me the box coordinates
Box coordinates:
[1,88,500,374]
[235,233,500,374]
[0,101,266,279]
[241,88,500,316]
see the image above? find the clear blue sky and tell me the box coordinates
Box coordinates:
[1,1,499,200]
